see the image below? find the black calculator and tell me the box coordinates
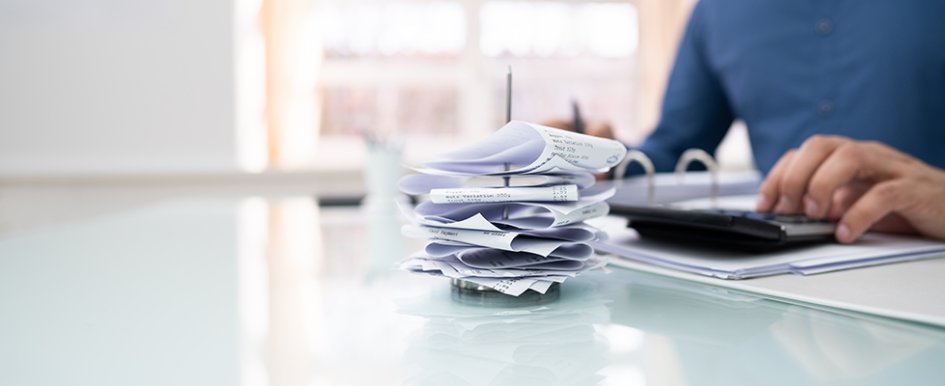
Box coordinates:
[609,204,837,251]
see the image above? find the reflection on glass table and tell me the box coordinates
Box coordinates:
[0,197,943,386]
[398,278,614,385]
[608,272,944,386]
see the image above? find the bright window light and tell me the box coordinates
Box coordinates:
[580,3,639,58]
[316,2,466,58]
[481,1,637,58]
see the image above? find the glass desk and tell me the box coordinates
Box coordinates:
[1,197,943,386]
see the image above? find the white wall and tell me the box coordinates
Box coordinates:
[0,0,249,175]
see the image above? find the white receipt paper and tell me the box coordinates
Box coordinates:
[429,184,578,204]
[414,187,615,229]
[420,120,627,175]
[399,173,596,196]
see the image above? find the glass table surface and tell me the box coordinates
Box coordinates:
[1,197,943,386]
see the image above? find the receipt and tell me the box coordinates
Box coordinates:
[411,187,614,230]
[456,249,585,270]
[421,121,627,176]
[402,224,592,257]
[399,173,595,195]
[424,240,595,261]
[429,184,577,204]
[425,240,595,261]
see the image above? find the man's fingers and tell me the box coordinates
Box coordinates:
[756,137,933,243]
[775,135,845,214]
[828,183,866,220]
[803,144,868,218]
[757,149,796,212]
[836,180,909,243]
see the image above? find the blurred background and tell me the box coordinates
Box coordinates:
[0,0,752,230]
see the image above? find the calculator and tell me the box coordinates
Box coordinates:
[609,204,837,251]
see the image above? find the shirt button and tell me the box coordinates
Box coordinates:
[816,18,833,35]
[819,101,834,115]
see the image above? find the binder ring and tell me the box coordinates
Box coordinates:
[674,148,719,204]
[615,150,655,205]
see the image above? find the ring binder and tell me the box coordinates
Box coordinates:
[614,150,655,205]
[674,148,719,203]
[614,148,721,205]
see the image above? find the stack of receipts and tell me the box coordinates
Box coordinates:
[399,121,628,295]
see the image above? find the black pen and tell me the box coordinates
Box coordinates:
[571,99,585,135]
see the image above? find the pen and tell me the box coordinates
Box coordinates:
[571,99,585,135]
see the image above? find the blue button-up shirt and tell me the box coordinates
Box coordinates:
[637,0,945,175]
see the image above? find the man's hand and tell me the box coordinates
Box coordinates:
[756,135,945,243]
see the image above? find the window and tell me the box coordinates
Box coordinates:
[257,0,696,170]
[318,2,465,59]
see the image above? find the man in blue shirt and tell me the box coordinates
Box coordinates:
[636,0,945,242]
[640,0,945,174]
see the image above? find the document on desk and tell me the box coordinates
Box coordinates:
[593,192,945,280]
[593,193,945,326]
[595,221,945,279]
[599,236,945,327]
